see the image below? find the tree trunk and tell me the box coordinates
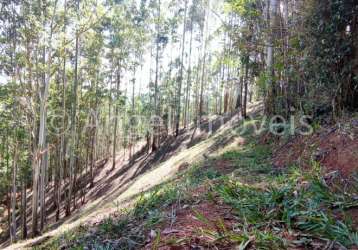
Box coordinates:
[242,64,249,118]
[10,142,19,243]
[175,0,188,137]
[235,69,242,110]
[31,149,39,236]
[89,70,99,187]
[68,0,80,216]
[58,0,67,222]
[265,0,278,114]
[130,66,136,162]
[152,0,161,151]
[38,0,57,232]
[199,0,210,122]
[39,141,48,232]
[107,58,113,157]
[39,47,48,232]
[33,46,51,236]
[21,177,27,239]
[112,63,121,170]
[183,18,194,129]
[5,138,11,238]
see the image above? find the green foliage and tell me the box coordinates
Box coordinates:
[133,185,179,219]
[303,0,358,111]
[184,164,222,186]
[226,0,260,18]
[217,167,358,247]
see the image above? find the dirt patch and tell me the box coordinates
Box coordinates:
[178,162,190,172]
[143,200,235,250]
[320,133,358,177]
[273,126,358,178]
[334,208,358,230]
[211,159,237,175]
[348,208,358,230]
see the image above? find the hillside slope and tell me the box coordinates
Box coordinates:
[5,106,358,250]
[32,112,358,250]
[3,109,247,250]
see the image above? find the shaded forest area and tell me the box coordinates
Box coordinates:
[0,0,357,247]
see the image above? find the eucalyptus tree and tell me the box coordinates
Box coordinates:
[127,0,148,157]
[57,0,68,221]
[148,0,169,151]
[265,0,278,115]
[66,0,81,216]
[183,9,194,128]
[107,2,134,169]
[0,1,21,240]
[175,0,188,137]
[225,0,266,117]
[183,0,206,127]
[82,19,105,190]
[198,0,210,122]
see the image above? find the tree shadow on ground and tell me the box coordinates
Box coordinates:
[1,113,242,249]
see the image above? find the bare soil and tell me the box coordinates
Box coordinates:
[143,199,235,250]
[273,122,358,177]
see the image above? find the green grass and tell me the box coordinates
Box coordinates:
[222,144,272,172]
[216,163,358,248]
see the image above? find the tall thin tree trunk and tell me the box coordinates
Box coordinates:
[175,0,188,137]
[33,45,52,237]
[184,18,194,129]
[89,122,95,188]
[39,46,47,233]
[58,0,67,222]
[266,0,278,114]
[90,71,99,186]
[107,58,113,157]
[242,64,249,118]
[130,66,136,161]
[39,142,48,231]
[235,68,242,110]
[31,148,39,236]
[10,141,19,243]
[283,0,290,117]
[199,0,209,122]
[21,176,27,239]
[152,0,161,151]
[112,63,121,170]
[38,0,57,232]
[5,138,11,238]
[68,0,80,216]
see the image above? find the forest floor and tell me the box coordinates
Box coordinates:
[3,104,358,250]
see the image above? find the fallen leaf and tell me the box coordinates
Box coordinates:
[162,228,180,235]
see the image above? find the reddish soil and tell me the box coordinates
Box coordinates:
[211,159,237,175]
[178,162,190,172]
[349,208,358,230]
[334,208,358,230]
[144,199,235,250]
[273,126,358,177]
[144,184,235,250]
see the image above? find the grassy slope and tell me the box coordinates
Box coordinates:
[35,119,358,250]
